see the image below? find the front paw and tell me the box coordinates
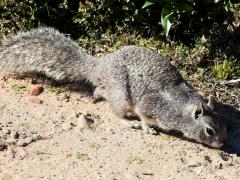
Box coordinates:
[93,87,105,103]
[141,123,158,135]
[121,119,142,129]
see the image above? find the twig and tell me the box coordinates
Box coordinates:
[214,79,240,86]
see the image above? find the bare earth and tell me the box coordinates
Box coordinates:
[1,74,240,180]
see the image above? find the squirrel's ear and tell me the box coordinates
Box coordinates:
[207,95,216,110]
[194,102,205,119]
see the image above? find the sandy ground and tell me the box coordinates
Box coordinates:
[0,74,240,180]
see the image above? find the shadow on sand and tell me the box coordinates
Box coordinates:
[216,103,240,154]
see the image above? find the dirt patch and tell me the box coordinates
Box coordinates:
[0,74,240,180]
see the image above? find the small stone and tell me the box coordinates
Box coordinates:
[77,115,90,131]
[75,112,82,118]
[219,152,229,161]
[0,143,7,151]
[75,114,94,132]
[11,131,20,139]
[2,76,8,82]
[204,155,212,163]
[62,93,71,102]
[215,163,223,169]
[30,86,44,96]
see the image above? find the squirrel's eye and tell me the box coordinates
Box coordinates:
[206,127,215,136]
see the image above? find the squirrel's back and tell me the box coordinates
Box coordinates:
[0,27,95,82]
[100,45,203,104]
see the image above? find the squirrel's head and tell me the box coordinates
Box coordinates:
[184,96,227,148]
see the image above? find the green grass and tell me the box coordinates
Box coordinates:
[160,134,176,141]
[10,84,27,93]
[46,86,62,95]
[212,59,235,80]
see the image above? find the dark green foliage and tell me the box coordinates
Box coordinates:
[0,0,239,78]
[0,0,238,39]
[0,0,81,38]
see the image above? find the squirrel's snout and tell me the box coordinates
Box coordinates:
[212,134,227,149]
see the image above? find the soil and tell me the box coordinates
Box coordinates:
[1,74,240,180]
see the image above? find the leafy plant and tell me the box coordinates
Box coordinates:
[213,60,234,80]
[142,0,193,36]
[142,0,235,37]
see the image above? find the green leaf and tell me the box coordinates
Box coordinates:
[142,1,155,9]
[161,7,173,37]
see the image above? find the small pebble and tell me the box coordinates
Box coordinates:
[64,94,70,102]
[74,114,94,133]
[0,143,7,151]
[30,86,44,96]
[77,115,90,131]
[204,155,212,163]
[11,131,20,139]
[219,152,229,161]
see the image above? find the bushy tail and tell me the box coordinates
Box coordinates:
[0,27,96,82]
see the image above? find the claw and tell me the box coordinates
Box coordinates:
[142,126,158,135]
[141,121,158,135]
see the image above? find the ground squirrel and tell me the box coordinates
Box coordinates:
[0,27,227,148]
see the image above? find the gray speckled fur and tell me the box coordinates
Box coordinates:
[0,27,95,82]
[0,27,227,148]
